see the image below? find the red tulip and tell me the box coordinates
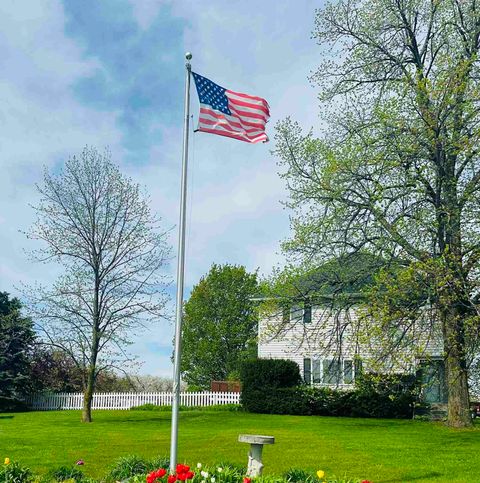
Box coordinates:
[168,476,177,483]
[185,472,194,480]
[243,478,252,483]
[155,469,167,478]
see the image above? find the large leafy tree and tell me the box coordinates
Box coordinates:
[25,148,170,422]
[181,264,259,389]
[275,0,480,427]
[0,292,36,410]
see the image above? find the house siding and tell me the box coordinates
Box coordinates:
[258,305,444,384]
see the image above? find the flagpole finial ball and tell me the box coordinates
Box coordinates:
[185,52,192,60]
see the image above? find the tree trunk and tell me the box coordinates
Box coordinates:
[82,269,100,423]
[446,351,471,427]
[443,306,472,428]
[82,364,95,423]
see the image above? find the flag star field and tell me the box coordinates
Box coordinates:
[192,72,231,115]
[192,71,270,144]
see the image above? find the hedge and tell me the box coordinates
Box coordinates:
[240,359,301,390]
[240,359,419,419]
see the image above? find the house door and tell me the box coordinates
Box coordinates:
[419,359,448,404]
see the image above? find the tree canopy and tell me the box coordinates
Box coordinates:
[25,147,170,422]
[181,264,259,389]
[0,292,36,411]
[275,0,480,427]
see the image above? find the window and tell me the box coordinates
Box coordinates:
[344,360,353,384]
[312,359,322,383]
[303,358,359,385]
[290,305,303,322]
[303,358,311,384]
[303,302,312,324]
[288,302,311,323]
[354,358,363,377]
[323,359,342,385]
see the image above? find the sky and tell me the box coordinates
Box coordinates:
[0,0,323,377]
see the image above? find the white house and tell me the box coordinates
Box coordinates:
[258,301,448,404]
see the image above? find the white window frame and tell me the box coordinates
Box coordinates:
[303,357,357,386]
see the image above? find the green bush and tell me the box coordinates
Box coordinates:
[0,461,33,483]
[301,386,352,417]
[106,455,149,481]
[241,370,417,418]
[44,466,84,482]
[0,397,29,413]
[241,387,310,415]
[352,372,419,418]
[240,359,301,391]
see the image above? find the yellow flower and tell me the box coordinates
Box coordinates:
[316,470,325,479]
[4,458,10,465]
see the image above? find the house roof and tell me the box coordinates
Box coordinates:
[257,252,389,305]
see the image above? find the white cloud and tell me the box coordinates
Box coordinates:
[0,0,123,285]
[2,0,324,377]
[128,0,168,31]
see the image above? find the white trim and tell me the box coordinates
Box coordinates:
[304,357,357,387]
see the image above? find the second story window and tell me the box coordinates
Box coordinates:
[291,305,303,322]
[303,302,312,324]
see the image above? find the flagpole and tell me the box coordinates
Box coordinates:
[170,51,192,474]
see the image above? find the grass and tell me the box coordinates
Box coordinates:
[0,410,479,482]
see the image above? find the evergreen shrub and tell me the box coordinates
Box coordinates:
[240,359,417,419]
[240,359,301,390]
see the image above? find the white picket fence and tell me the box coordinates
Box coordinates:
[27,391,240,411]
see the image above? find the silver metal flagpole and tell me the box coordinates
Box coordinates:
[170,51,192,473]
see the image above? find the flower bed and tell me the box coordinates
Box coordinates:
[1,457,371,483]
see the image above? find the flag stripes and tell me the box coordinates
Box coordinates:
[192,72,269,144]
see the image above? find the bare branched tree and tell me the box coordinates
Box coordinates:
[24,147,171,422]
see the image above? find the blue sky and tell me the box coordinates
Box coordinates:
[0,0,322,376]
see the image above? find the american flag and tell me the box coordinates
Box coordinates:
[192,72,270,144]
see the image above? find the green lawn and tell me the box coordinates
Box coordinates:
[0,410,479,483]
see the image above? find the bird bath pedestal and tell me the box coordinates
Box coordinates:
[238,434,275,477]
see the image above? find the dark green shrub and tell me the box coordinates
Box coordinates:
[0,397,29,413]
[240,359,301,390]
[240,359,302,412]
[241,387,310,415]
[45,466,84,482]
[0,461,33,483]
[352,373,418,418]
[242,369,417,418]
[107,455,148,481]
[300,386,352,417]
